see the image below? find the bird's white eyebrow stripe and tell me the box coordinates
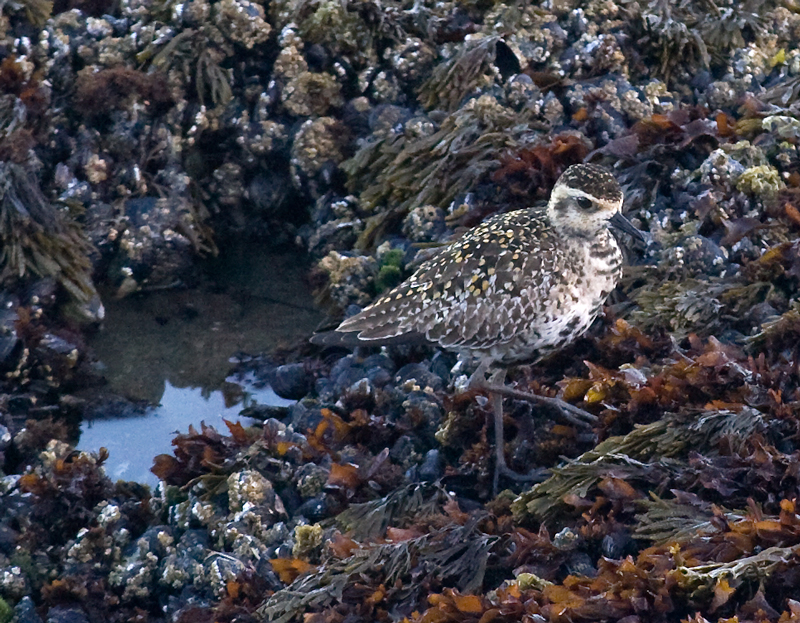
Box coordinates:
[550,185,621,210]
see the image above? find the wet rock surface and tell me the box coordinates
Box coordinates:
[3,0,800,622]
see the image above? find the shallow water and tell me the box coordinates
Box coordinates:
[79,244,324,485]
[79,381,296,486]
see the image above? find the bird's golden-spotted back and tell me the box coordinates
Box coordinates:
[337,208,563,349]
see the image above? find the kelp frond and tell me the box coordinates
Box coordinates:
[345,94,532,249]
[336,482,452,541]
[0,163,98,309]
[513,407,766,523]
[417,37,498,112]
[256,518,497,623]
[634,494,745,545]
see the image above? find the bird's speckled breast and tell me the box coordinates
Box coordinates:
[475,229,623,364]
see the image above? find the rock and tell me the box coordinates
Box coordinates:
[15,596,43,623]
[46,606,89,623]
[271,363,310,400]
[289,402,325,432]
[239,404,291,421]
[395,363,445,392]
[601,530,632,559]
[295,495,331,522]
[341,378,375,411]
[672,235,730,276]
[418,449,444,481]
[565,551,597,578]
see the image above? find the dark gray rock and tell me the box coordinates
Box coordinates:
[395,363,444,392]
[271,363,310,400]
[418,449,444,481]
[15,597,44,623]
[46,606,89,623]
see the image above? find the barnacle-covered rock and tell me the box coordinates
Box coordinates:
[699,148,747,192]
[214,0,271,49]
[736,164,784,199]
[402,205,447,243]
[663,235,730,277]
[297,0,376,68]
[704,80,739,111]
[306,195,364,256]
[294,463,329,499]
[385,37,437,85]
[109,195,213,296]
[316,250,377,309]
[282,71,343,117]
[290,116,348,196]
[228,470,281,515]
[273,25,308,80]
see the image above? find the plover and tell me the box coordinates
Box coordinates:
[314,164,643,492]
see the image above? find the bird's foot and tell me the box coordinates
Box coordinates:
[494,461,548,491]
[483,383,598,429]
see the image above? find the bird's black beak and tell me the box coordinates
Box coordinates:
[609,212,646,243]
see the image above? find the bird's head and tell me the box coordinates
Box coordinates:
[547,163,642,241]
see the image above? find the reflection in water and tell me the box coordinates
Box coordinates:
[89,245,323,403]
[79,381,295,486]
[79,245,323,486]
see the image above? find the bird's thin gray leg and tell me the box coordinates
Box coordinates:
[467,366,547,494]
[489,368,506,495]
[466,358,492,390]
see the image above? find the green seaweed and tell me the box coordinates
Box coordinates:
[628,277,727,338]
[676,544,800,597]
[628,0,775,83]
[195,48,233,108]
[634,494,745,545]
[0,597,11,623]
[375,247,405,292]
[146,29,233,108]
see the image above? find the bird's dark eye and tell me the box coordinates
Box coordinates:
[576,197,593,210]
